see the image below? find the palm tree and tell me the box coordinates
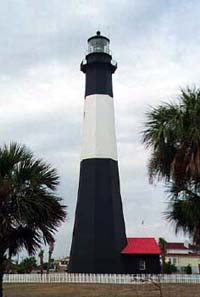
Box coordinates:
[47,241,54,274]
[143,87,200,186]
[17,257,37,273]
[158,238,167,273]
[0,143,66,297]
[166,182,200,247]
[143,87,200,245]
[38,250,44,276]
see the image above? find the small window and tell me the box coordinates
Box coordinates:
[172,257,176,265]
[139,260,146,271]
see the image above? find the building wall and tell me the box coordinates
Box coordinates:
[167,249,188,254]
[122,254,160,274]
[166,256,200,274]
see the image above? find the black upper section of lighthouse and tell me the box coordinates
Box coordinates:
[81,31,117,97]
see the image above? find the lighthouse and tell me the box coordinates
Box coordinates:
[68,31,127,273]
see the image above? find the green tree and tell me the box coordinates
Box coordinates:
[0,143,66,297]
[47,241,54,274]
[158,238,167,273]
[17,257,37,273]
[143,87,200,245]
[185,264,192,274]
[166,184,200,247]
[38,249,44,276]
[163,261,177,274]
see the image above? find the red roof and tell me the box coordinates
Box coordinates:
[166,243,188,250]
[121,238,160,255]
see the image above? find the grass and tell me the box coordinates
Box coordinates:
[3,283,200,297]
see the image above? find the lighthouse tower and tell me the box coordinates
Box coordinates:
[68,31,127,273]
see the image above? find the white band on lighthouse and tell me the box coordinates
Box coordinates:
[81,94,118,161]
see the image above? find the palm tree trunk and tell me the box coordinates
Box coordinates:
[47,242,54,275]
[161,258,164,274]
[0,271,3,297]
[40,256,43,277]
[0,257,4,297]
[47,250,53,274]
[38,250,44,278]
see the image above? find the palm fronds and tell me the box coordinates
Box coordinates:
[143,87,200,245]
[0,142,66,260]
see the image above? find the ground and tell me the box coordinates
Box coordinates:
[3,283,200,297]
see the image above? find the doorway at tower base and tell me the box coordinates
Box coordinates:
[68,158,127,274]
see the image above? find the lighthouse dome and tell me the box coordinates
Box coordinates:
[88,31,110,54]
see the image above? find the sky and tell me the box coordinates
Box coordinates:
[1,0,200,261]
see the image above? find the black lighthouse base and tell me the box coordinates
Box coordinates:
[68,158,127,273]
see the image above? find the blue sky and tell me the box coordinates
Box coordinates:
[1,0,200,260]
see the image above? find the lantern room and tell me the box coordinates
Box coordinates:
[87,31,110,55]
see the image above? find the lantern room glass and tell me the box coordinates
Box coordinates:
[88,37,110,54]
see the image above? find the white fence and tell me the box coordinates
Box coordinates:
[3,273,200,284]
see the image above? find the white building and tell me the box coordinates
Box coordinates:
[166,242,200,274]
